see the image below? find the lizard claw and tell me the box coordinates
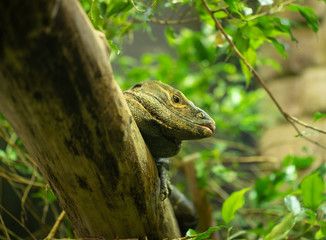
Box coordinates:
[160,189,169,201]
[159,171,172,201]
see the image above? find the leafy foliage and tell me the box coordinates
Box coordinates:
[314,112,326,122]
[300,171,325,211]
[287,4,320,32]
[263,213,295,240]
[221,187,251,224]
[186,226,226,240]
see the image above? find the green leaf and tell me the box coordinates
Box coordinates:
[287,4,319,32]
[295,130,318,137]
[193,38,208,61]
[314,112,326,122]
[228,230,247,240]
[315,227,326,239]
[107,1,132,18]
[305,209,317,226]
[257,16,292,39]
[225,0,240,15]
[108,40,120,54]
[0,149,6,159]
[240,47,256,86]
[6,146,17,161]
[283,155,315,169]
[234,28,249,53]
[284,195,301,216]
[293,155,315,168]
[270,38,287,58]
[165,26,176,46]
[32,188,57,204]
[215,11,228,19]
[228,18,247,28]
[186,228,197,237]
[221,187,251,224]
[242,25,266,49]
[273,17,297,42]
[240,61,251,87]
[258,58,282,73]
[300,171,325,210]
[89,2,105,29]
[264,213,295,240]
[195,226,226,240]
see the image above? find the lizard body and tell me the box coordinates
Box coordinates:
[123,81,215,199]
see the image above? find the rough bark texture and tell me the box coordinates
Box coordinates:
[0,0,180,239]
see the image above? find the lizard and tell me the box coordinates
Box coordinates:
[123,80,216,200]
[95,31,216,201]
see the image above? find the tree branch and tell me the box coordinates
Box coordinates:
[151,17,199,25]
[201,0,326,149]
[45,211,66,240]
[0,0,180,239]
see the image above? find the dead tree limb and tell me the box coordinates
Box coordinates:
[0,0,180,239]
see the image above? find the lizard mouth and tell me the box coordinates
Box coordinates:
[197,122,215,135]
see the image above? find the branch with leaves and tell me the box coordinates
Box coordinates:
[201,0,326,149]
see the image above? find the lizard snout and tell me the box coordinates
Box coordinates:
[195,110,216,136]
[200,118,215,135]
[196,110,216,132]
[206,118,216,132]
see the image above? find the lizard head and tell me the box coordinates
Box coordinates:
[127,81,216,141]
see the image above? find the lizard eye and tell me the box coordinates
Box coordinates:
[198,112,205,118]
[172,95,180,104]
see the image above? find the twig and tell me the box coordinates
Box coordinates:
[0,169,44,187]
[246,0,296,21]
[0,213,11,240]
[201,0,326,149]
[21,169,37,224]
[222,156,279,163]
[0,130,37,166]
[288,115,326,134]
[0,204,37,240]
[212,7,232,18]
[130,0,158,12]
[44,210,66,240]
[2,227,23,240]
[179,4,192,21]
[90,0,95,21]
[149,1,201,25]
[173,235,198,240]
[151,17,198,25]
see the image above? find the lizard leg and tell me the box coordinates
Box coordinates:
[155,158,172,200]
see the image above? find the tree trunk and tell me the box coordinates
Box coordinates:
[0,0,180,239]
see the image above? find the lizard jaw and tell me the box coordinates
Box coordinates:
[197,122,215,136]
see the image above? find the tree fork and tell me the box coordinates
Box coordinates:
[0,0,180,239]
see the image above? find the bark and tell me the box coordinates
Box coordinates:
[0,0,180,239]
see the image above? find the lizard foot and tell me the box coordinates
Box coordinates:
[159,166,172,201]
[156,158,172,201]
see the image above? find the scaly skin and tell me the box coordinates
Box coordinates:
[123,81,215,199]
